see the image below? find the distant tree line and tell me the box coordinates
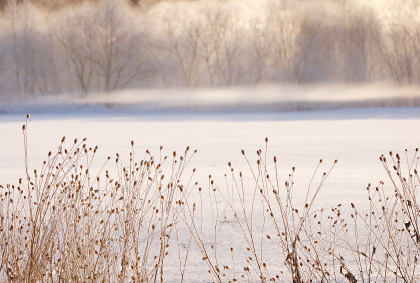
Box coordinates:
[0,0,419,99]
[0,0,156,10]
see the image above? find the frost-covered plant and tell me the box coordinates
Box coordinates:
[0,115,197,281]
[185,140,420,283]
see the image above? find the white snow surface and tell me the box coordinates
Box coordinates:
[0,105,419,281]
[1,107,419,188]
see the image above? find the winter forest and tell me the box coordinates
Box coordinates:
[0,0,420,100]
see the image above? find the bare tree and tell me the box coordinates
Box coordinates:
[263,2,300,82]
[377,1,420,84]
[53,7,98,95]
[53,0,150,94]
[200,5,245,86]
[92,0,149,93]
[160,6,204,87]
[339,6,372,83]
[3,0,46,96]
[293,4,340,83]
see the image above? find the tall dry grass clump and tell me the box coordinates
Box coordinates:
[183,139,420,282]
[0,115,198,282]
[326,149,420,282]
[184,138,340,282]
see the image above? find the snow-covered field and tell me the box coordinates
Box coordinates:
[1,106,419,281]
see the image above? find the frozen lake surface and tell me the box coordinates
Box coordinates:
[1,107,419,219]
[1,107,419,192]
[0,107,419,281]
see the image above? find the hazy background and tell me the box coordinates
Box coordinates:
[0,0,419,101]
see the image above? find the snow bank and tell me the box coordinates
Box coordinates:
[1,84,420,114]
